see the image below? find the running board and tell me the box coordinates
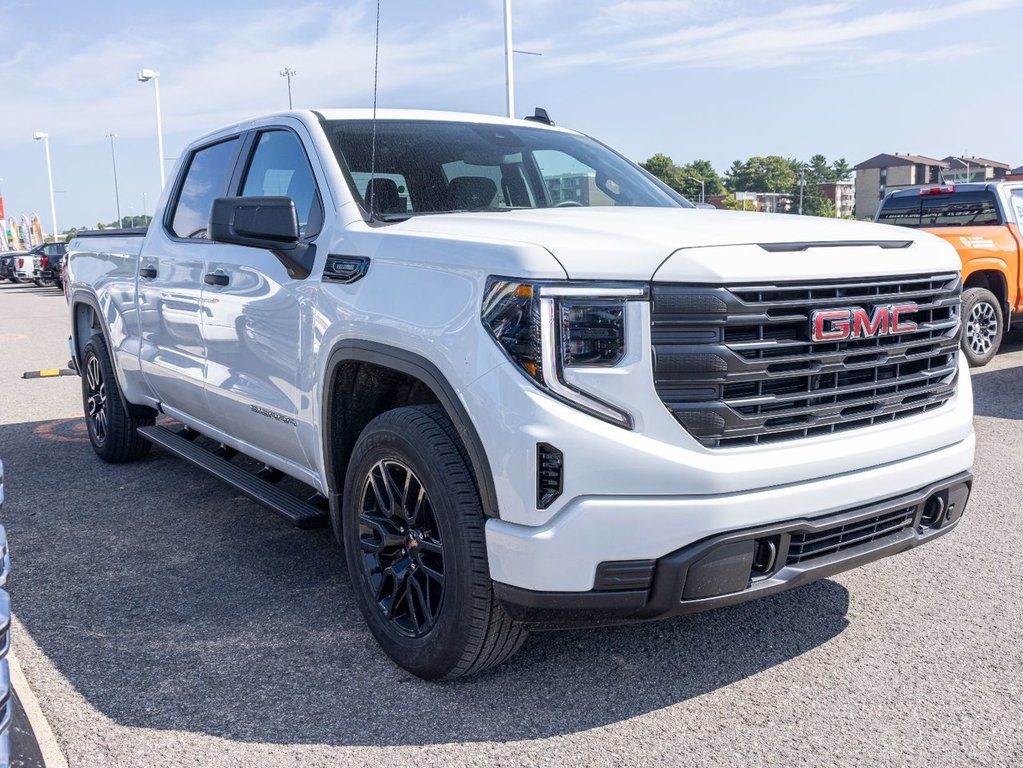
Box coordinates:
[137,426,328,529]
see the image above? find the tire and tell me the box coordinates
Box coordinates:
[341,405,527,680]
[35,276,54,288]
[81,332,155,462]
[961,287,1003,368]
[8,277,21,284]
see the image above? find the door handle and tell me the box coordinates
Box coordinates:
[204,272,229,286]
[139,265,157,279]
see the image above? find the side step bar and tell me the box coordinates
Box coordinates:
[137,426,328,530]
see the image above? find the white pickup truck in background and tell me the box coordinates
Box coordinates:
[65,108,974,679]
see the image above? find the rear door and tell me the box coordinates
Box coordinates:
[200,126,325,469]
[137,136,243,425]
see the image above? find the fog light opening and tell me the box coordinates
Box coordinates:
[751,537,778,576]
[922,493,947,529]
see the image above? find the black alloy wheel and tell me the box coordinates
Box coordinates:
[340,405,527,680]
[358,459,445,638]
[85,353,109,446]
[80,332,154,462]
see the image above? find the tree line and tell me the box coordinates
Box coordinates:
[641,153,853,217]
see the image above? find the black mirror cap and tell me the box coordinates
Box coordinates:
[209,196,300,251]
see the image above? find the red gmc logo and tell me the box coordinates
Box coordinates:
[810,304,919,342]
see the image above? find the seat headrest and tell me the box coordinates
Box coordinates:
[450,176,498,210]
[365,177,404,215]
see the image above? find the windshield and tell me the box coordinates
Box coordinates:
[323,119,689,219]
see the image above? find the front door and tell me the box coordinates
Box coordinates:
[201,127,324,470]
[138,136,242,426]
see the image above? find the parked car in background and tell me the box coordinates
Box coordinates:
[1,251,33,283]
[31,242,67,288]
[876,182,1023,367]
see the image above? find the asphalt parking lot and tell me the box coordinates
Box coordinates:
[0,279,1021,767]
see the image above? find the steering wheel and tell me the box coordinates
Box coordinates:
[554,200,584,208]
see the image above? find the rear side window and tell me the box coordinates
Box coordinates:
[240,130,323,238]
[879,191,1003,228]
[170,138,241,239]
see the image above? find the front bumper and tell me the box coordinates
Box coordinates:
[495,472,971,627]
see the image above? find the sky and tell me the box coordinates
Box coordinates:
[0,0,1020,233]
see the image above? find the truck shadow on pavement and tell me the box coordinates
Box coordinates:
[0,417,850,747]
[970,336,1023,420]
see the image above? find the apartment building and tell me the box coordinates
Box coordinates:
[853,153,948,219]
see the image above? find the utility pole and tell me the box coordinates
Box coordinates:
[280,67,297,109]
[798,167,806,215]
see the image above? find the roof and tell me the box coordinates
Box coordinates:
[189,108,578,148]
[1012,165,1023,175]
[854,153,949,170]
[942,156,1010,170]
[884,181,1023,199]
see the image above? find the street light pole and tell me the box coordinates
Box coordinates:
[32,132,58,240]
[280,67,297,109]
[686,175,706,203]
[798,167,806,215]
[137,69,165,189]
[107,133,122,226]
[503,0,514,117]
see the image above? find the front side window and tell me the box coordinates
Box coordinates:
[325,119,688,219]
[240,130,322,237]
[170,138,241,239]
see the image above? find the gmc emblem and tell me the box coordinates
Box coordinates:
[810,304,919,342]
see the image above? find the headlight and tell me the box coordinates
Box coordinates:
[482,278,646,428]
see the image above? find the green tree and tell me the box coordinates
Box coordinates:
[831,158,852,181]
[640,154,683,192]
[723,160,745,192]
[678,159,724,201]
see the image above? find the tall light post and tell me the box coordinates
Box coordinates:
[32,132,58,240]
[503,0,514,117]
[280,67,297,109]
[137,68,165,189]
[686,175,706,204]
[106,133,122,226]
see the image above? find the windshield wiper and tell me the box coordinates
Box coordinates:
[375,208,519,222]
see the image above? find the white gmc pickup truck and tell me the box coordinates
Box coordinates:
[66,109,974,680]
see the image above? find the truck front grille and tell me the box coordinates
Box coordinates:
[651,273,961,447]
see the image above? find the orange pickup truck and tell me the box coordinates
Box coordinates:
[877,182,1023,366]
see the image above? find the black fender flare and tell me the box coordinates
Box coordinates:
[321,340,500,521]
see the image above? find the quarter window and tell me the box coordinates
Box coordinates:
[170,138,241,239]
[240,130,322,238]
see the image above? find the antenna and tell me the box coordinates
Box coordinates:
[368,0,382,221]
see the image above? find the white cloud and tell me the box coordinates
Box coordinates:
[0,1,505,148]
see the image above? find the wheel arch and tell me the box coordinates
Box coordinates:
[70,289,155,418]
[963,269,1009,326]
[321,340,500,524]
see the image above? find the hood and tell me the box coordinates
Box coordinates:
[386,207,959,282]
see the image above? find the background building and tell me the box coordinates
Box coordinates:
[941,156,1010,183]
[853,153,949,219]
[819,180,855,218]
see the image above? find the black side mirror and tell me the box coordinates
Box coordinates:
[209,196,315,279]
[209,196,300,251]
